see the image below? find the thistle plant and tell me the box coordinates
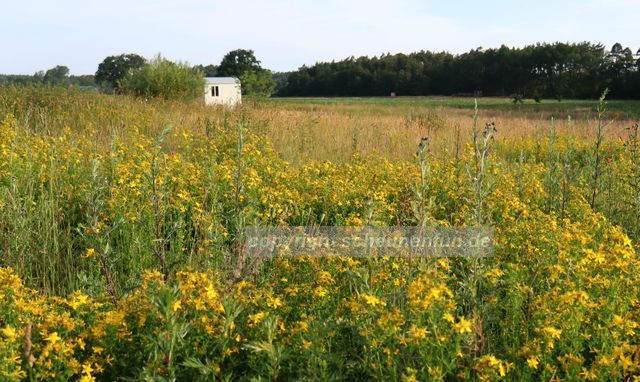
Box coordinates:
[589,88,610,210]
[231,121,248,282]
[77,159,119,303]
[468,101,496,226]
[624,121,640,237]
[141,286,190,382]
[245,317,285,382]
[412,136,434,228]
[559,140,577,221]
[148,124,173,279]
[542,117,560,213]
[462,100,497,359]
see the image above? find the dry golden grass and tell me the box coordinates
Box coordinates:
[255,102,631,162]
[5,87,630,164]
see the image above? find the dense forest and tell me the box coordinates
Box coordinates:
[278,42,640,99]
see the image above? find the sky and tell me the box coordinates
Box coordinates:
[1,0,639,75]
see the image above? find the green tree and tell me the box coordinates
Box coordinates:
[43,65,70,85]
[33,71,45,84]
[217,49,261,77]
[120,55,205,101]
[194,64,218,77]
[218,49,276,96]
[95,54,146,92]
[69,75,96,87]
[240,69,276,97]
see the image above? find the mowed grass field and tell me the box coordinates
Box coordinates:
[1,87,640,381]
[266,96,640,118]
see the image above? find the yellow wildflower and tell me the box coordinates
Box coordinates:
[361,293,386,308]
[249,312,267,327]
[408,325,429,340]
[542,326,562,339]
[453,318,472,334]
[267,296,283,309]
[45,332,61,343]
[1,326,17,340]
[314,286,328,297]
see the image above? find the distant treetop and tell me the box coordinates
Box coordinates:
[95,54,146,92]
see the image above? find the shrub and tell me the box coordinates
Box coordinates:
[239,69,277,97]
[121,54,204,101]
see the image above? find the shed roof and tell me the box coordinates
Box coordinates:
[205,77,239,84]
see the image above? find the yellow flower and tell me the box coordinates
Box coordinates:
[402,368,418,382]
[45,332,61,343]
[267,296,283,309]
[619,355,633,369]
[1,326,17,340]
[361,293,386,308]
[295,321,309,333]
[316,271,334,285]
[542,326,562,339]
[172,300,182,312]
[484,268,504,284]
[79,374,96,382]
[526,356,539,369]
[313,286,328,297]
[408,325,429,340]
[84,248,97,258]
[249,312,267,327]
[81,363,93,375]
[68,292,89,310]
[475,355,510,377]
[452,318,472,334]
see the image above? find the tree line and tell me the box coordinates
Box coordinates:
[0,49,276,100]
[2,43,639,99]
[0,65,94,87]
[277,42,640,99]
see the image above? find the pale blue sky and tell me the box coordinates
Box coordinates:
[1,0,639,75]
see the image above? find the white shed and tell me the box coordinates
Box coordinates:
[204,77,241,107]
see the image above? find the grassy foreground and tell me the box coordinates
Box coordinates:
[1,87,640,380]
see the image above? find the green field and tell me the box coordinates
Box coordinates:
[266,96,640,119]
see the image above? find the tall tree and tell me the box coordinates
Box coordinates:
[43,65,70,85]
[240,70,277,97]
[95,54,146,92]
[217,49,262,77]
[217,49,276,96]
[193,64,218,77]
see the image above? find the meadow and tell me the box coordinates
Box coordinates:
[1,86,640,381]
